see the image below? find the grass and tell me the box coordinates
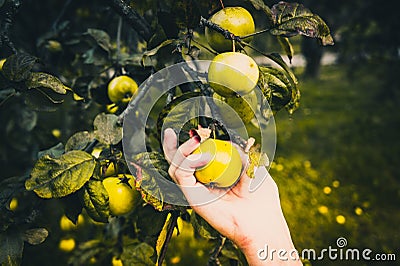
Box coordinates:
[271,64,400,265]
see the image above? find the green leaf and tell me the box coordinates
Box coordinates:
[135,205,169,246]
[26,72,71,94]
[37,142,65,159]
[0,231,24,266]
[132,152,187,211]
[93,113,122,145]
[276,36,294,63]
[190,212,219,240]
[25,150,95,198]
[65,131,94,152]
[246,0,273,24]
[61,193,84,224]
[2,53,38,82]
[258,66,300,114]
[24,89,60,112]
[17,108,37,132]
[121,242,155,266]
[67,239,105,265]
[22,228,48,245]
[0,176,26,230]
[270,2,334,46]
[155,215,170,263]
[156,92,201,142]
[81,179,109,223]
[142,39,174,66]
[86,28,112,52]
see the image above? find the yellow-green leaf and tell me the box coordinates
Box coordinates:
[26,72,71,94]
[2,53,38,82]
[23,228,48,245]
[121,243,155,266]
[93,113,122,145]
[25,150,95,198]
[81,179,110,223]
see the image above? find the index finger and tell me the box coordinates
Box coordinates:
[163,128,178,164]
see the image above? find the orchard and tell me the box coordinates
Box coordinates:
[0,0,341,265]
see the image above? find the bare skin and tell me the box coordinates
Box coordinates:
[163,128,303,265]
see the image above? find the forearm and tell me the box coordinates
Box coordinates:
[237,212,303,265]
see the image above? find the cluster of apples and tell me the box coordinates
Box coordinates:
[192,7,259,189]
[206,7,259,129]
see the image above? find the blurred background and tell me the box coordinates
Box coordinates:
[0,0,399,265]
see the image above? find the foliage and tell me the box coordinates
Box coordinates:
[0,0,333,265]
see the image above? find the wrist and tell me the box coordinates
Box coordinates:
[236,212,303,265]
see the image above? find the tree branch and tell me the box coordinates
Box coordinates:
[108,0,153,42]
[0,0,22,54]
[200,16,241,43]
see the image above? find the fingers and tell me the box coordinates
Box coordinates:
[173,153,212,186]
[163,128,205,183]
[163,128,178,164]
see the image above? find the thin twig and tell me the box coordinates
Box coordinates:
[0,0,21,53]
[219,0,225,9]
[191,38,218,55]
[158,211,179,266]
[51,0,73,31]
[208,236,227,266]
[200,17,241,43]
[108,0,153,41]
[116,16,123,65]
[117,72,154,125]
[0,91,16,107]
[240,28,271,39]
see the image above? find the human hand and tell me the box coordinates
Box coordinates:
[163,128,302,265]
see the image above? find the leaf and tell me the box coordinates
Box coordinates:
[142,39,174,66]
[68,239,105,265]
[270,2,334,46]
[61,193,84,224]
[0,176,26,227]
[156,92,201,142]
[246,0,273,24]
[65,131,94,152]
[17,108,37,132]
[190,212,219,240]
[23,228,48,245]
[86,28,112,52]
[93,113,122,145]
[121,242,155,266]
[81,179,109,223]
[25,150,95,198]
[37,142,65,159]
[0,231,24,266]
[2,53,38,82]
[24,89,60,112]
[276,36,294,63]
[132,152,187,211]
[26,72,71,94]
[246,144,269,178]
[155,215,170,263]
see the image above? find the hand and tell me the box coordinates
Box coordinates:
[163,128,302,265]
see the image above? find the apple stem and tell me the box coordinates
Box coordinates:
[219,0,225,9]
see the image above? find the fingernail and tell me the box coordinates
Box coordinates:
[192,134,201,143]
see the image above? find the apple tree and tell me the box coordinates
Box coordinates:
[0,0,333,265]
